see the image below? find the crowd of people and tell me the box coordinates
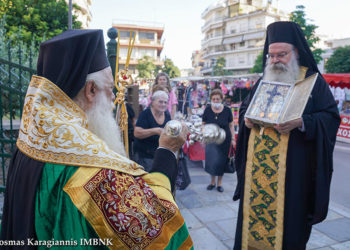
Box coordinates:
[0,21,342,250]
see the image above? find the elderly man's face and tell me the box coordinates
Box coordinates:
[267,43,294,66]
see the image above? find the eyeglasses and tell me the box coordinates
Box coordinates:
[266,50,292,60]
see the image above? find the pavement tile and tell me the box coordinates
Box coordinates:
[191,175,210,184]
[189,227,229,250]
[190,204,236,223]
[226,200,239,214]
[216,193,234,202]
[179,209,203,230]
[329,201,350,218]
[309,247,334,250]
[215,217,237,237]
[331,240,350,250]
[178,194,204,209]
[176,187,197,197]
[325,209,344,221]
[223,239,235,249]
[190,183,209,192]
[175,198,185,209]
[306,229,337,249]
[207,221,232,241]
[314,218,350,242]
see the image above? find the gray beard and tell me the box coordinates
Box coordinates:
[86,93,126,157]
[263,53,300,83]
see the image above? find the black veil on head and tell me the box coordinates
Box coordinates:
[37,29,110,99]
[262,21,319,73]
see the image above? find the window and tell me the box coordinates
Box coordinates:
[119,31,131,38]
[119,48,128,59]
[240,41,245,47]
[139,48,154,58]
[139,32,155,40]
[239,56,245,64]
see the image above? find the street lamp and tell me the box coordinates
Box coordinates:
[68,0,72,30]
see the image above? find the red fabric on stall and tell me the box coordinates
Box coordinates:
[323,74,350,89]
[188,141,205,161]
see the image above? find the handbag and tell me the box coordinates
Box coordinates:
[176,149,191,190]
[224,146,236,174]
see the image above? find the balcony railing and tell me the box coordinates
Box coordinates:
[112,19,164,29]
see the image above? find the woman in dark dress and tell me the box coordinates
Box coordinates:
[134,90,171,171]
[203,89,236,192]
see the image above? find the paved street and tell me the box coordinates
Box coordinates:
[0,142,348,249]
[176,142,350,250]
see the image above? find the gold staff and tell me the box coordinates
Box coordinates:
[114,31,136,157]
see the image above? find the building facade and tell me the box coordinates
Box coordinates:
[200,0,287,76]
[65,0,92,28]
[318,37,350,73]
[112,19,164,75]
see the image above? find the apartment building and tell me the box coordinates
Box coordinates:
[66,0,92,28]
[200,0,288,75]
[112,19,164,74]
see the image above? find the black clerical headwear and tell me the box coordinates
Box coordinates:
[262,21,319,73]
[37,29,110,99]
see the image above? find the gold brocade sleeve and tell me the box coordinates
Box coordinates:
[142,172,177,207]
[64,167,184,249]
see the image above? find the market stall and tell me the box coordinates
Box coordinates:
[323,73,350,143]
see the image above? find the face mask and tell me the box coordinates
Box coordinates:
[212,103,222,109]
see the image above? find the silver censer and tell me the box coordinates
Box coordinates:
[164,119,226,145]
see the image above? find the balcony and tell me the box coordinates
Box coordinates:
[201,36,224,47]
[202,46,263,59]
[201,17,226,33]
[119,40,164,50]
[118,57,163,66]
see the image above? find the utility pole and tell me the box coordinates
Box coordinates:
[68,0,72,29]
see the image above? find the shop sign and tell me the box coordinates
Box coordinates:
[337,115,350,143]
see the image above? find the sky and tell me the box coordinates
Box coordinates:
[90,0,350,69]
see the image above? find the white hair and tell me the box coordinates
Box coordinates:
[151,90,169,102]
[263,49,300,83]
[85,90,126,156]
[86,71,104,89]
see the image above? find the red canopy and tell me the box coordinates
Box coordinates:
[322,74,350,89]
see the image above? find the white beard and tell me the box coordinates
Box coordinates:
[85,93,126,157]
[263,51,300,83]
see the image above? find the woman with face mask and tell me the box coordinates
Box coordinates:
[202,89,236,192]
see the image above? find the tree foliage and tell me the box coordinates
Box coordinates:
[162,58,180,78]
[250,51,264,73]
[136,55,156,79]
[0,0,81,47]
[136,56,180,79]
[289,5,323,64]
[325,46,350,73]
[213,57,226,76]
